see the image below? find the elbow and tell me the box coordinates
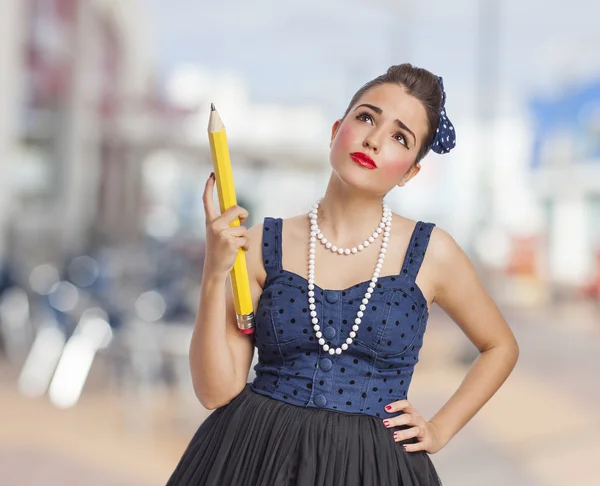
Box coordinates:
[192,379,241,410]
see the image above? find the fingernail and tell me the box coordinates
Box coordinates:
[393,432,398,440]
[402,445,407,451]
[209,172,215,179]
[383,420,390,427]
[385,405,392,411]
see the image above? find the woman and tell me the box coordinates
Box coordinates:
[167,63,519,485]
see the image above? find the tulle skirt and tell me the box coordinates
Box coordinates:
[166,384,442,486]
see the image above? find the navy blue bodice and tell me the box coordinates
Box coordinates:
[251,217,435,418]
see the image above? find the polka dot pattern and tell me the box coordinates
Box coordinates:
[251,218,436,419]
[430,76,456,155]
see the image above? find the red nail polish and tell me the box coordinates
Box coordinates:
[385,405,392,411]
[402,445,407,451]
[383,420,390,427]
[393,432,398,439]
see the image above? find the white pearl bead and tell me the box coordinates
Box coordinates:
[351,248,357,253]
[371,276,378,283]
[359,304,366,311]
[352,325,359,331]
[335,348,342,355]
[310,311,317,318]
[379,222,386,229]
[344,249,351,255]
[322,238,328,244]
[358,245,364,251]
[384,232,390,237]
[337,248,344,255]
[367,288,373,294]
[331,246,337,252]
[310,237,316,243]
[349,331,356,338]
[319,338,325,345]
[382,243,388,249]
[309,297,315,304]
[372,232,378,239]
[313,324,320,331]
[308,291,314,297]
[364,241,370,247]
[346,338,353,345]
[325,242,332,249]
[329,348,335,355]
[383,237,389,242]
[341,343,348,350]
[368,236,374,243]
[376,228,383,234]
[381,248,387,254]
[323,344,329,351]
[316,331,322,338]
[369,282,376,289]
[355,318,361,324]
[362,298,368,304]
[357,311,363,318]
[309,304,315,310]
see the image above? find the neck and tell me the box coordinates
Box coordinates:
[315,178,386,247]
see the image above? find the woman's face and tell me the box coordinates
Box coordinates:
[329,83,430,194]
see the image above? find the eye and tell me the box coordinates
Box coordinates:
[395,133,408,147]
[355,111,374,124]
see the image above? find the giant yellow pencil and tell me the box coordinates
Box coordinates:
[208,104,254,334]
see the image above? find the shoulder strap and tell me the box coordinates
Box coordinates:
[400,221,436,280]
[262,217,282,274]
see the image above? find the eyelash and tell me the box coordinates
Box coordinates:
[355,111,408,147]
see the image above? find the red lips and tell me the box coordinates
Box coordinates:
[350,152,377,169]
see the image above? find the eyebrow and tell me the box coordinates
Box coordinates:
[355,103,416,146]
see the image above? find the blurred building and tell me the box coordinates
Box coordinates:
[530,80,600,297]
[0,0,181,267]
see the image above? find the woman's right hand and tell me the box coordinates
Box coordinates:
[202,172,250,278]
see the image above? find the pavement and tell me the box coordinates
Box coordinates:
[0,300,598,486]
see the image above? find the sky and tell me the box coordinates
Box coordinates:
[144,0,600,120]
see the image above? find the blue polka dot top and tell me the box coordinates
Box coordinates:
[251,217,436,419]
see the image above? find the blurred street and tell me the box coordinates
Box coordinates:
[1,300,598,486]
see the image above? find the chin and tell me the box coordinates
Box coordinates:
[330,158,375,191]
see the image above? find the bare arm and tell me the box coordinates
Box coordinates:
[189,173,264,410]
[427,227,520,446]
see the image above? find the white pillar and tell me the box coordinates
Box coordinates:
[59,1,101,254]
[0,0,26,261]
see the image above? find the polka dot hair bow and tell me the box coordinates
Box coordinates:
[430,76,456,155]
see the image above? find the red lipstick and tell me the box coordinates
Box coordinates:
[350,152,377,170]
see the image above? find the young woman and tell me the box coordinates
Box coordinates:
[167,63,519,486]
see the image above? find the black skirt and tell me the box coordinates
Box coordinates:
[167,384,442,486]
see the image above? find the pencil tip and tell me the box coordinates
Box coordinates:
[211,103,216,111]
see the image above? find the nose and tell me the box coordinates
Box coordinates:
[363,129,382,153]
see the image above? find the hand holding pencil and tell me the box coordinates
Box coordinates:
[205,104,255,334]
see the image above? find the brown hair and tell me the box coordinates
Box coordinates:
[342,63,443,163]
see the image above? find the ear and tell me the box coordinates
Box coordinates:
[330,119,342,147]
[397,163,421,187]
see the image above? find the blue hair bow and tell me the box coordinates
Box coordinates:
[430,76,456,155]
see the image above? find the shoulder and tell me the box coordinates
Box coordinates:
[425,224,475,293]
[427,225,464,263]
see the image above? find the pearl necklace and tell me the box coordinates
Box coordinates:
[307,201,392,355]
[313,202,391,255]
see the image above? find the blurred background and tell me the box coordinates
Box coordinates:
[0,0,599,485]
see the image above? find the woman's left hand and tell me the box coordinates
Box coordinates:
[383,400,446,454]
